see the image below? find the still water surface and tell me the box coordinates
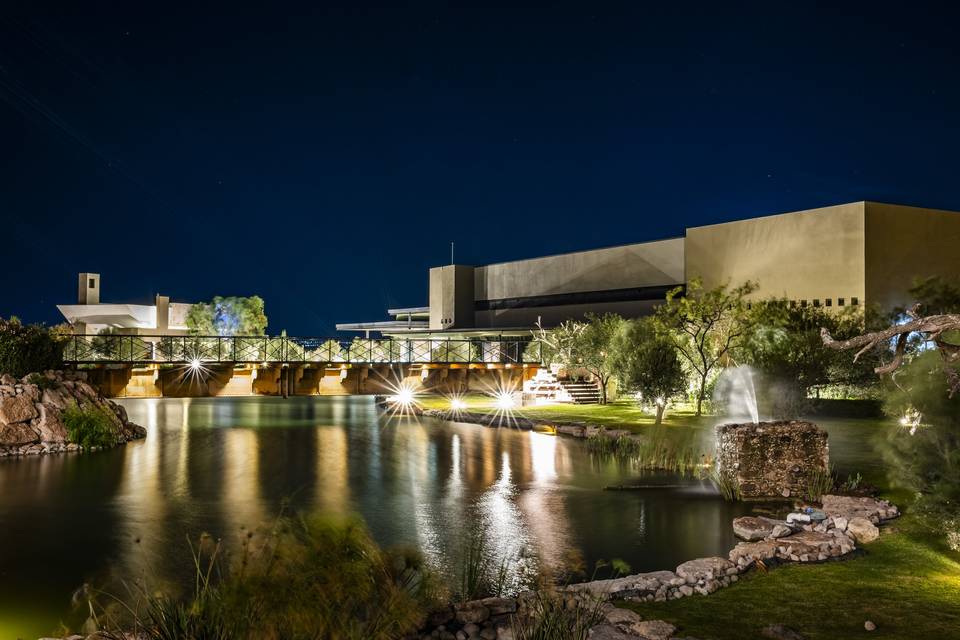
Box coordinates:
[0,396,890,638]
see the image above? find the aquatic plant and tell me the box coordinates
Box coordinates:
[708,468,742,502]
[589,427,709,476]
[511,590,605,640]
[457,532,513,601]
[805,465,836,501]
[63,404,117,449]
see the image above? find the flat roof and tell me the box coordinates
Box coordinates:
[335,320,429,332]
[387,306,429,316]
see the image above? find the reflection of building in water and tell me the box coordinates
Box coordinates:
[518,432,575,576]
[403,423,444,563]
[222,428,265,536]
[113,399,180,587]
[476,451,538,592]
[314,426,350,514]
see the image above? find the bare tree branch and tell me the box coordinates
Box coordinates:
[821,313,960,396]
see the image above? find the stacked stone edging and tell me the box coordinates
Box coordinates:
[412,494,899,640]
[0,370,146,457]
[715,421,829,499]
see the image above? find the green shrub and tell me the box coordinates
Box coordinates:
[63,404,118,449]
[0,316,67,377]
[25,372,60,391]
[90,515,444,640]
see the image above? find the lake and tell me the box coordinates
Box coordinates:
[0,396,892,639]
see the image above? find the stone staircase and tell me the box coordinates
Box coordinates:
[559,378,602,404]
[523,369,602,404]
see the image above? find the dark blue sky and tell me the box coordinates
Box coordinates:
[2,2,958,334]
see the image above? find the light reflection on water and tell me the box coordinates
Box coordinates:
[0,396,893,639]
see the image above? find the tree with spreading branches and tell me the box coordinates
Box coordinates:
[655,279,757,415]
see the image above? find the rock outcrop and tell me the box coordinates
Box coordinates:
[0,370,145,457]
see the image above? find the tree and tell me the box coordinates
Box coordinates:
[738,301,879,400]
[531,314,623,404]
[568,313,623,404]
[0,317,67,377]
[186,296,268,336]
[611,318,687,424]
[655,279,757,415]
[821,307,960,397]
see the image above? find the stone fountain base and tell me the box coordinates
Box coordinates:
[716,420,829,499]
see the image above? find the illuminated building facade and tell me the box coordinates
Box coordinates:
[339,201,960,336]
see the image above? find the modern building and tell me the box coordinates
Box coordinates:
[338,201,960,336]
[57,273,194,335]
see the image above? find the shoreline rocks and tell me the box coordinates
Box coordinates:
[410,494,900,640]
[0,370,145,458]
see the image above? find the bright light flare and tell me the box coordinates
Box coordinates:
[899,406,924,435]
[495,391,517,410]
[450,397,467,411]
[391,387,415,406]
[190,358,202,371]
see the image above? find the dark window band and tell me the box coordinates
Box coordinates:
[475,284,683,311]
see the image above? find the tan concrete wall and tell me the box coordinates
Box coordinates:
[685,202,867,305]
[864,202,960,312]
[474,237,684,301]
[429,265,475,330]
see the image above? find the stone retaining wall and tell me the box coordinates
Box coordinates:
[715,421,829,499]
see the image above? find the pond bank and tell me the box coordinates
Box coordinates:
[412,495,900,640]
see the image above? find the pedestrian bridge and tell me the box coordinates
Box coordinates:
[63,334,540,367]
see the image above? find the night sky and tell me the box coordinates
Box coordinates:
[3,2,959,334]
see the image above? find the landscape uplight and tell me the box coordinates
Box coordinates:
[392,387,415,406]
[495,391,516,410]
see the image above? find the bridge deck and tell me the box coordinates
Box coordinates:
[63,334,541,366]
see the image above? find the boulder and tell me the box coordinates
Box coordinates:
[0,395,39,424]
[587,624,634,640]
[676,557,735,583]
[771,524,793,538]
[846,517,880,544]
[479,597,516,616]
[821,495,899,523]
[631,620,677,640]
[454,601,490,624]
[761,624,806,640]
[0,421,39,446]
[729,540,778,565]
[35,403,68,442]
[0,374,16,385]
[733,516,776,541]
[566,571,680,600]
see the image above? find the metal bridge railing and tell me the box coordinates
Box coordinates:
[62,335,541,366]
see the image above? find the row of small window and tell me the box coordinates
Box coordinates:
[790,297,859,309]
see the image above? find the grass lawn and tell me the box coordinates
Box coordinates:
[620,512,960,639]
[417,394,709,433]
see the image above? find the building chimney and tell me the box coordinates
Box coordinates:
[155,294,170,332]
[78,273,100,305]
